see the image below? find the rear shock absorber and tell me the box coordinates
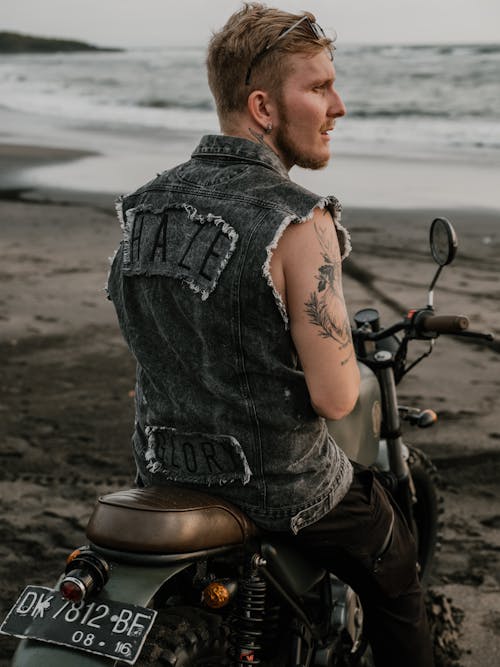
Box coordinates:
[232,556,267,665]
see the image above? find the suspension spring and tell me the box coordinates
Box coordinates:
[231,565,267,665]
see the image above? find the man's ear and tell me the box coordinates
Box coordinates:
[247,89,275,131]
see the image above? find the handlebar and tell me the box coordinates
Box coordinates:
[353,309,493,343]
[352,307,493,382]
[414,313,469,335]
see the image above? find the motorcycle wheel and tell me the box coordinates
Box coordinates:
[118,606,230,667]
[408,446,442,584]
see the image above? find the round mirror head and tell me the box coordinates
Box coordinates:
[429,217,458,266]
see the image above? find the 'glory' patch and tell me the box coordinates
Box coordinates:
[120,203,238,300]
[144,425,251,486]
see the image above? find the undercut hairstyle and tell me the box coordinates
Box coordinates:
[206,2,335,128]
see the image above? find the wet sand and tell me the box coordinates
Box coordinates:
[0,145,499,665]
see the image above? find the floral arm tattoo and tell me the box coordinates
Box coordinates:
[304,220,353,362]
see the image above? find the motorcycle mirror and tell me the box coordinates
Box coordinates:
[427,217,458,308]
[429,217,458,267]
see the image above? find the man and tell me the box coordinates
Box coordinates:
[107,4,433,666]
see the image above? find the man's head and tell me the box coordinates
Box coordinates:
[206,3,345,170]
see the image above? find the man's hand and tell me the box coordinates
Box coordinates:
[270,207,360,419]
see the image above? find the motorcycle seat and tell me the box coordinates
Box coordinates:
[86,485,259,554]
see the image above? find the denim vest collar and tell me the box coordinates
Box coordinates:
[192,134,290,181]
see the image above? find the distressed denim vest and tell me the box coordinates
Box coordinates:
[108,135,353,533]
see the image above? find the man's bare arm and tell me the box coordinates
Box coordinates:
[270,208,359,419]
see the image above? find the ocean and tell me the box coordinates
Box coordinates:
[1,43,499,208]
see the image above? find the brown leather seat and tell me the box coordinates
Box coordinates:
[86,485,259,554]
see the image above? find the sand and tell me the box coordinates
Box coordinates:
[0,144,499,666]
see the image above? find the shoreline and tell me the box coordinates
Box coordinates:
[1,140,498,260]
[1,123,500,211]
[0,141,499,256]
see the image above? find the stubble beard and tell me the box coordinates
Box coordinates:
[274,111,330,171]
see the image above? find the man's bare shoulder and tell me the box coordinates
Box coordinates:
[274,206,339,266]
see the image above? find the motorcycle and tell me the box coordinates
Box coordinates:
[2,217,493,666]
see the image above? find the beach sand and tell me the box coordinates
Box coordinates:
[0,144,499,666]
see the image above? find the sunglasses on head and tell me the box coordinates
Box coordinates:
[245,16,333,86]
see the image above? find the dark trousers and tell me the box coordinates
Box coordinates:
[294,464,434,667]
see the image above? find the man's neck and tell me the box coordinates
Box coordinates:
[222,126,291,172]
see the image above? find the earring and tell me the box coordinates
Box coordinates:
[265,123,273,134]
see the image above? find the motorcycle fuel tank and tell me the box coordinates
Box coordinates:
[327,362,381,466]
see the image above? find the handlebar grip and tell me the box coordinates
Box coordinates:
[418,314,469,334]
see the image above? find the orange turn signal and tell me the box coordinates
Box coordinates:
[202,581,234,609]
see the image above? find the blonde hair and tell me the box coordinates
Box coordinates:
[206,3,334,126]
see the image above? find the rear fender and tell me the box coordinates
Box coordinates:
[12,560,191,667]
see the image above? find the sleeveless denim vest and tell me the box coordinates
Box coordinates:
[108,135,353,533]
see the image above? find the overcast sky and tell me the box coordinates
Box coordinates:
[1,0,499,48]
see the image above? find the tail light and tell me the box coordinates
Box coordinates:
[59,546,109,603]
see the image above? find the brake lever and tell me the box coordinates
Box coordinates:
[451,330,494,342]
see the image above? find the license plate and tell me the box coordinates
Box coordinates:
[0,585,157,665]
